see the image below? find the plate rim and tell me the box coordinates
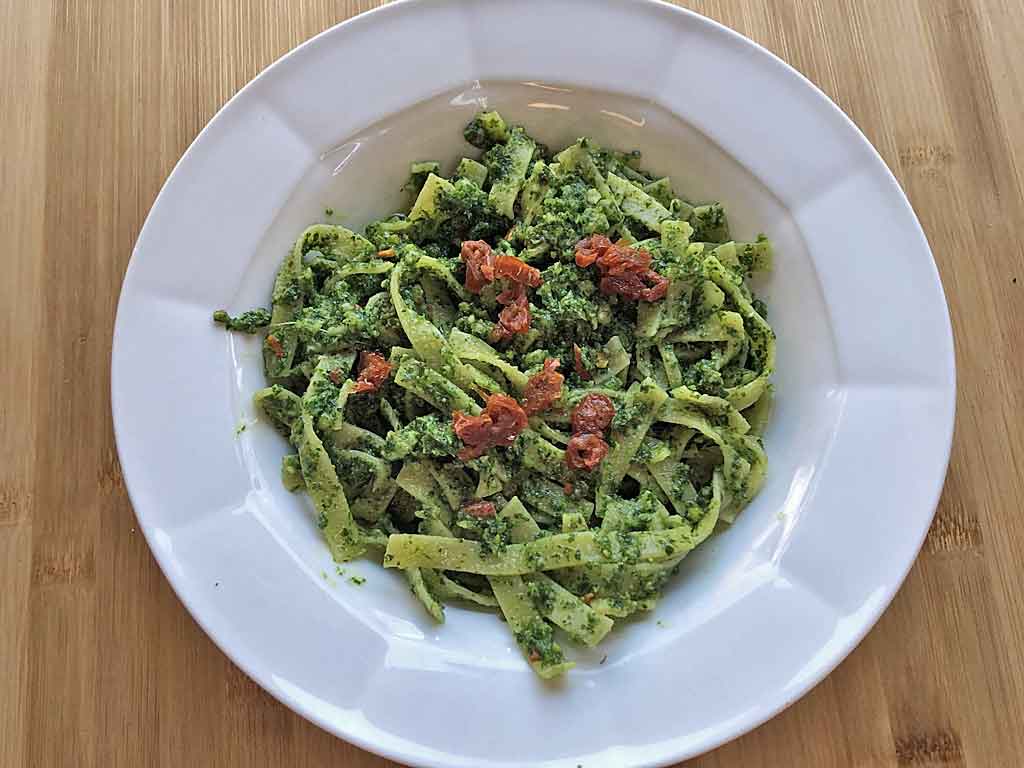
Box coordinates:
[111,1,956,765]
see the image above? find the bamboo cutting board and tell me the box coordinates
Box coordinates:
[2,1,1023,766]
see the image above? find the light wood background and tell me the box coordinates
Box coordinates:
[3,1,1023,766]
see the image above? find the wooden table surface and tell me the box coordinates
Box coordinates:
[3,1,1023,766]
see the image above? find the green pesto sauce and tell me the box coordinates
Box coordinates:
[514,618,566,667]
[217,108,777,681]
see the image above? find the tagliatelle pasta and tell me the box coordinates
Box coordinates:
[215,110,775,678]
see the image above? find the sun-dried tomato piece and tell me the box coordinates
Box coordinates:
[328,368,344,386]
[596,243,652,276]
[494,253,542,288]
[452,412,492,460]
[462,500,497,518]
[483,254,543,342]
[576,236,669,302]
[522,358,563,416]
[599,269,669,302]
[639,270,669,301]
[573,344,592,381]
[491,283,531,342]
[486,392,529,440]
[461,240,496,293]
[599,271,647,300]
[453,393,529,460]
[265,334,285,359]
[352,351,392,393]
[577,237,653,276]
[492,294,531,341]
[565,433,610,471]
[574,235,613,268]
[496,282,525,306]
[571,393,616,435]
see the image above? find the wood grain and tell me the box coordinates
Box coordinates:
[2,1,1022,766]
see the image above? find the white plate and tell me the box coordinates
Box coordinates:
[111,1,955,766]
